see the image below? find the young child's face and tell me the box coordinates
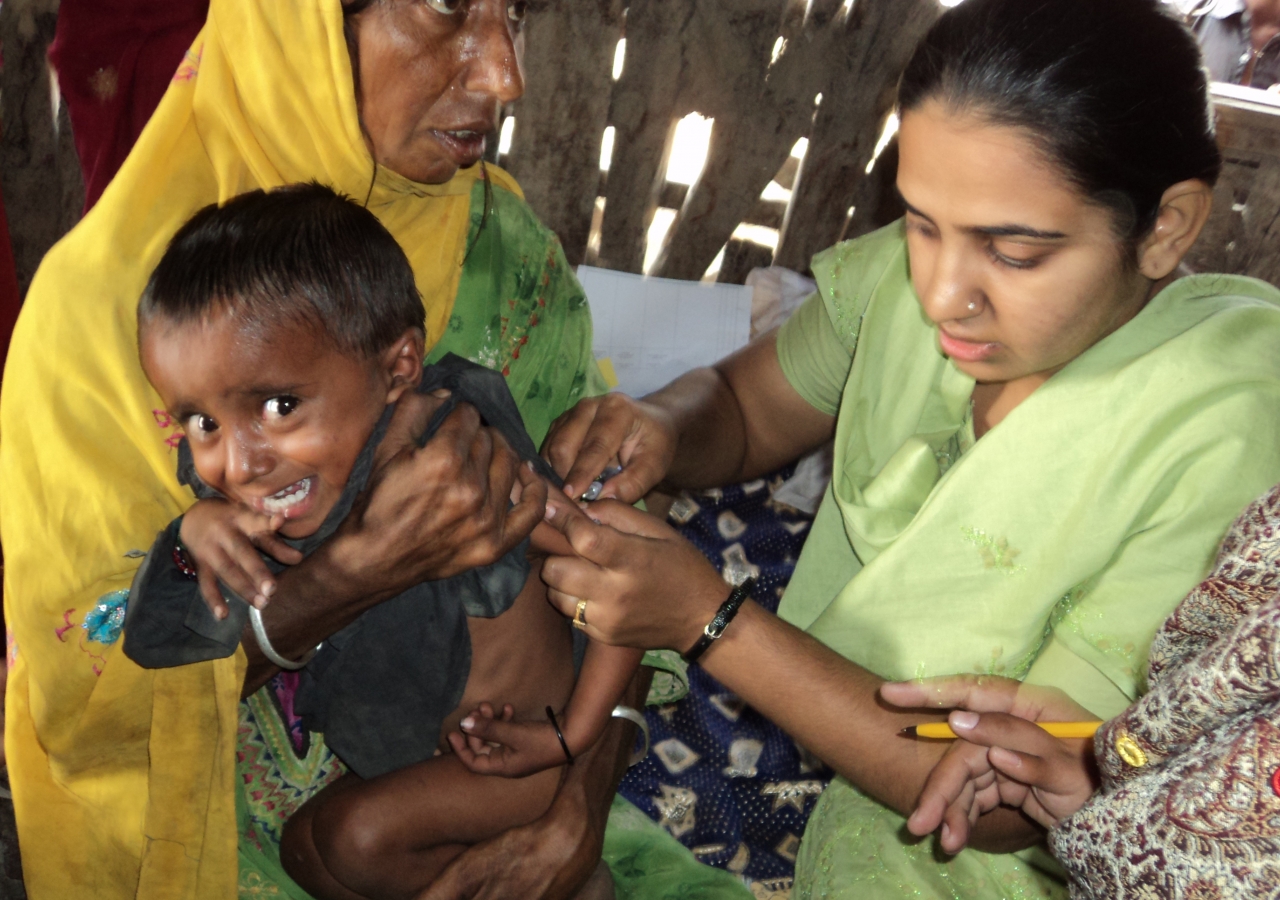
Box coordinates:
[141,309,412,539]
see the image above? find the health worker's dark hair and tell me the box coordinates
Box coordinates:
[138,182,424,356]
[898,0,1221,240]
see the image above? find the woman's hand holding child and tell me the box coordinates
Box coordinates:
[179,498,304,620]
[879,676,1100,853]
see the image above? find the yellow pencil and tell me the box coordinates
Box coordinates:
[902,720,1104,740]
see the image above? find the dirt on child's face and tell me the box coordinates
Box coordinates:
[140,312,392,539]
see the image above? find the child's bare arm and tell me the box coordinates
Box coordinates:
[179,499,304,620]
[449,641,644,778]
[880,676,1099,853]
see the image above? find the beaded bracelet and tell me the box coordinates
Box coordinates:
[172,539,198,580]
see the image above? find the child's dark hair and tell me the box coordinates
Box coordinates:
[899,0,1220,241]
[138,182,424,356]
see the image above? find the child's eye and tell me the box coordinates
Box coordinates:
[424,0,463,14]
[187,414,218,434]
[263,396,299,420]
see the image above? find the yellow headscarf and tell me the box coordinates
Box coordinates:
[0,1,520,896]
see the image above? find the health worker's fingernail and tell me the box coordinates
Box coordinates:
[951,711,979,730]
[460,717,475,731]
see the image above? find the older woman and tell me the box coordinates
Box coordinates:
[0,1,726,898]
[520,0,1280,897]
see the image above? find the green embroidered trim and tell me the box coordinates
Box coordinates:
[238,871,285,897]
[825,241,869,351]
[243,690,339,787]
[1060,600,1143,687]
[960,527,1026,574]
[1001,581,1094,681]
[238,691,346,846]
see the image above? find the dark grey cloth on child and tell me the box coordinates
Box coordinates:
[122,353,567,779]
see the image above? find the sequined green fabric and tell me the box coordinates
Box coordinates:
[795,780,1064,900]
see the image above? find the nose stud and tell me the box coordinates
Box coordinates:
[966,301,979,312]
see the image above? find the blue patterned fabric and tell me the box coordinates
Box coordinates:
[619,467,830,898]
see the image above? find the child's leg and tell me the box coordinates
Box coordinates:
[281,751,561,900]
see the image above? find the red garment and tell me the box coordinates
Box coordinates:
[48,0,208,212]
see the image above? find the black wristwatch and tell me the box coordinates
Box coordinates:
[682,577,756,664]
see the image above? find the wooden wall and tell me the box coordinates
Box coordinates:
[504,4,1280,287]
[503,0,939,283]
[1,1,1278,293]
[0,0,84,297]
[1185,85,1280,287]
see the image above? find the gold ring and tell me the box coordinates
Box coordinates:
[573,599,588,630]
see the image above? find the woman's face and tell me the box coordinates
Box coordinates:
[348,0,526,184]
[896,101,1152,386]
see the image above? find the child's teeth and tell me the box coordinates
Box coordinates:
[262,478,310,514]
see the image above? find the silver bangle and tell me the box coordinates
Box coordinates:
[611,705,651,767]
[249,606,319,671]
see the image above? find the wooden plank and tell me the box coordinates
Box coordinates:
[717,236,774,285]
[649,0,807,280]
[842,135,902,242]
[0,0,84,295]
[774,0,937,274]
[595,0,691,273]
[596,171,787,229]
[504,0,622,267]
[1186,86,1280,287]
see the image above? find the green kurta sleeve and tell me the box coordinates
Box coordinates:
[776,290,853,417]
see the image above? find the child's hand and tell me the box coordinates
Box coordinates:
[179,499,304,620]
[880,675,1099,853]
[447,702,577,778]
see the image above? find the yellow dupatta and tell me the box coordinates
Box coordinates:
[0,1,520,896]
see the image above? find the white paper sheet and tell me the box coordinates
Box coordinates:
[577,265,753,398]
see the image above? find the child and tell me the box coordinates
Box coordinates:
[125,183,641,900]
[881,482,1280,897]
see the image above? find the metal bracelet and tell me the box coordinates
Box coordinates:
[547,705,575,765]
[611,704,651,766]
[249,605,319,671]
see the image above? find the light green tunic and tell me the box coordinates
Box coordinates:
[775,221,1280,899]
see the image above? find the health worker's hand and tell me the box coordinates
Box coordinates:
[539,498,730,652]
[541,393,678,505]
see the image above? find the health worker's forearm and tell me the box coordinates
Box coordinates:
[698,602,1044,852]
[648,331,834,491]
